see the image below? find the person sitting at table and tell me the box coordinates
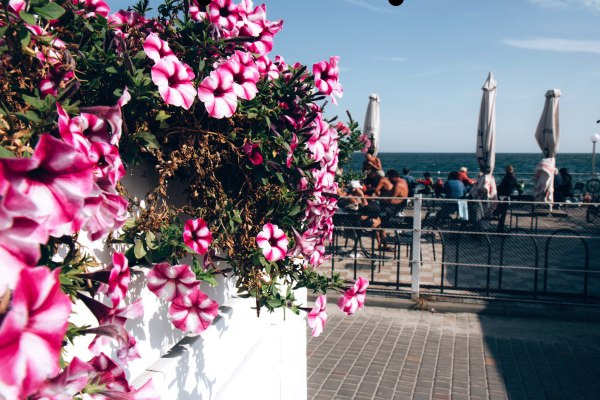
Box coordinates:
[401,168,417,197]
[444,171,467,199]
[495,165,519,232]
[556,167,573,202]
[380,169,409,217]
[417,172,434,195]
[338,181,368,210]
[457,167,476,187]
[436,171,467,222]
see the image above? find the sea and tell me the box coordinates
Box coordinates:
[347,152,595,183]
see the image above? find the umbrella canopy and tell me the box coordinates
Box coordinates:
[476,72,497,175]
[472,73,498,208]
[363,94,381,156]
[533,89,561,202]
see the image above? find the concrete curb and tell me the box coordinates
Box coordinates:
[308,291,600,322]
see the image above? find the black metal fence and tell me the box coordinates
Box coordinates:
[328,195,600,305]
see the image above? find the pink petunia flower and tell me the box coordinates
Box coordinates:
[222,51,259,100]
[143,32,176,63]
[169,289,219,334]
[0,134,95,238]
[256,223,288,262]
[39,63,75,98]
[197,67,238,119]
[106,252,130,307]
[254,54,279,80]
[79,87,131,146]
[313,56,343,104]
[208,0,240,31]
[0,267,72,399]
[240,18,282,56]
[77,0,110,18]
[80,188,129,242]
[286,133,298,168]
[242,142,263,166]
[32,357,93,400]
[337,277,369,316]
[236,0,266,36]
[183,218,213,255]
[89,353,130,392]
[147,263,199,302]
[359,134,372,153]
[151,58,196,110]
[307,295,327,337]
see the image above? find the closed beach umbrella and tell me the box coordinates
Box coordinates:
[476,72,497,175]
[472,73,498,205]
[533,89,561,203]
[363,94,381,155]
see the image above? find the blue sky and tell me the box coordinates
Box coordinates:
[107,0,600,153]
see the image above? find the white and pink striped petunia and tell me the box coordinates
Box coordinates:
[183,218,213,255]
[106,252,131,307]
[147,263,199,302]
[78,0,110,18]
[197,67,238,119]
[313,56,343,104]
[33,357,93,400]
[337,277,369,316]
[256,223,288,262]
[0,134,95,238]
[307,295,328,337]
[207,0,240,31]
[151,58,196,110]
[222,51,259,101]
[143,32,176,63]
[0,267,72,399]
[168,289,219,334]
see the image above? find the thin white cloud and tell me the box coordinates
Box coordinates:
[340,0,387,13]
[503,37,600,54]
[410,69,446,78]
[373,56,407,62]
[529,0,600,11]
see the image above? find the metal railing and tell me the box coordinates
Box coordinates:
[328,194,600,305]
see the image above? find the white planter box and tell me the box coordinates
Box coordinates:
[66,164,308,399]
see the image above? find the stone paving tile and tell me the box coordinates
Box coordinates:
[307,306,600,400]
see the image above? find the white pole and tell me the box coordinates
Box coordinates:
[411,195,422,301]
[593,141,597,176]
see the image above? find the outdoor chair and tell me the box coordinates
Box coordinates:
[571,182,585,203]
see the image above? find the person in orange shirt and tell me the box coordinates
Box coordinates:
[457,167,476,186]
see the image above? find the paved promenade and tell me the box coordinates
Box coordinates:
[307,306,600,400]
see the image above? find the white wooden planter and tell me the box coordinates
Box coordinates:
[66,164,308,399]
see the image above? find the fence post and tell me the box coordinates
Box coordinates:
[411,195,422,301]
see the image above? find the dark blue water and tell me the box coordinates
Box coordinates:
[347,152,594,181]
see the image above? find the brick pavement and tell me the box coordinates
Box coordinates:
[307,306,600,400]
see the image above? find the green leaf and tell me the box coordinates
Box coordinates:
[105,66,118,74]
[144,231,158,250]
[155,110,170,121]
[32,3,66,20]
[18,27,31,48]
[19,11,37,25]
[197,271,218,287]
[133,131,159,149]
[133,239,147,259]
[267,299,282,309]
[0,146,15,158]
[14,111,41,123]
[22,94,46,111]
